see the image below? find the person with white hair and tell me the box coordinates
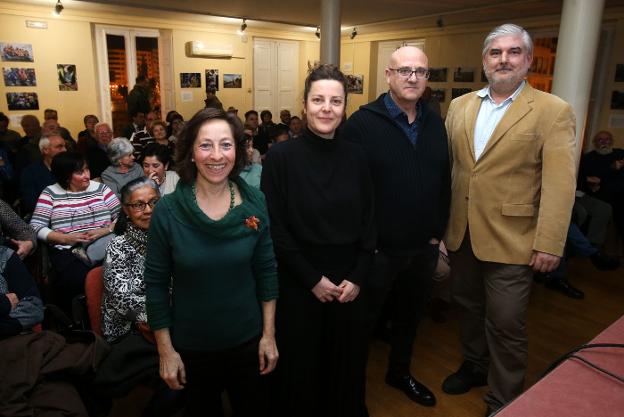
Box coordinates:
[101,137,144,197]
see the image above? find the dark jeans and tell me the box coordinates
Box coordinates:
[48,246,92,315]
[179,336,269,417]
[367,245,438,376]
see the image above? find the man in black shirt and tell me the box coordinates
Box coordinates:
[343,46,451,408]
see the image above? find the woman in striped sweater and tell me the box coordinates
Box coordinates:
[30,152,120,313]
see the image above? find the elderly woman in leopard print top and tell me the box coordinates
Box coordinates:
[102,177,159,342]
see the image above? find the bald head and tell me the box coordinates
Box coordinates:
[385,46,429,107]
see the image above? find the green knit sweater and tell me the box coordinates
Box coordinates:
[145,178,278,351]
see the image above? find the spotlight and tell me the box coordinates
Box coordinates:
[53,0,64,16]
[315,27,320,39]
[237,19,247,35]
[350,27,358,40]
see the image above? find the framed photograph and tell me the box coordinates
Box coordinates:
[0,42,34,62]
[428,68,447,82]
[6,92,39,110]
[453,67,475,82]
[57,64,77,91]
[615,64,624,82]
[452,88,472,99]
[611,90,624,110]
[223,73,242,88]
[205,69,219,91]
[3,67,36,86]
[180,72,201,88]
[431,88,446,103]
[346,74,363,94]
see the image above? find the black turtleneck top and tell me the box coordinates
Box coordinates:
[261,128,375,289]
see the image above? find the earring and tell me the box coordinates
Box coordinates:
[191,158,195,162]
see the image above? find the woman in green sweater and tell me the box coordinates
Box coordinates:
[144,108,279,417]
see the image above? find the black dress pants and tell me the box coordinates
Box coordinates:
[366,245,437,376]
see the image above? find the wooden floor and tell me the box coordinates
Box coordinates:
[111,257,624,416]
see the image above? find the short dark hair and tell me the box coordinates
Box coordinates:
[304,63,348,103]
[289,116,301,123]
[0,112,8,123]
[175,108,247,184]
[130,109,145,119]
[51,152,87,190]
[270,125,290,140]
[140,142,172,167]
[260,110,272,120]
[244,110,258,120]
[83,114,98,124]
[166,110,183,124]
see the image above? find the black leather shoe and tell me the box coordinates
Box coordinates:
[385,374,436,406]
[442,361,487,394]
[590,251,620,270]
[545,278,585,299]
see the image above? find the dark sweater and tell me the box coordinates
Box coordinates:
[342,93,451,255]
[261,128,375,289]
[20,161,56,213]
[144,178,278,351]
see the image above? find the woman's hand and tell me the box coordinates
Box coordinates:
[258,334,279,375]
[158,349,186,390]
[311,276,343,303]
[60,232,91,246]
[336,280,360,303]
[85,227,111,241]
[148,171,163,185]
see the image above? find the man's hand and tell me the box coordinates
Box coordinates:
[336,280,360,303]
[10,239,34,259]
[5,293,18,310]
[311,276,343,303]
[529,251,560,273]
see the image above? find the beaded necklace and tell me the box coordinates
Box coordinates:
[192,180,235,213]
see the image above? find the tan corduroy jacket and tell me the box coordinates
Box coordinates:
[444,83,577,264]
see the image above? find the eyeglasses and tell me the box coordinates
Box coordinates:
[389,67,430,80]
[125,199,159,211]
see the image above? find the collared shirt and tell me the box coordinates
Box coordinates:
[473,81,526,160]
[384,92,422,146]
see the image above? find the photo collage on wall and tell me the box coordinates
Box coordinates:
[424,64,482,105]
[2,41,79,111]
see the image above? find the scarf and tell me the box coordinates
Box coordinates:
[124,222,148,256]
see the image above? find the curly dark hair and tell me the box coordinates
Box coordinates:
[304,63,348,103]
[175,108,247,184]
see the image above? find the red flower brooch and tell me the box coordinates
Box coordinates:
[245,215,260,231]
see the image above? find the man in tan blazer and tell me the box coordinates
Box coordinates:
[442,23,577,414]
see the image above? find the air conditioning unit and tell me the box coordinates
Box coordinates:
[186,41,233,59]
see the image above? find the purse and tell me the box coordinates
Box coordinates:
[71,233,115,267]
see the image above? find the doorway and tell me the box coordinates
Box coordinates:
[94,26,171,137]
[253,38,299,118]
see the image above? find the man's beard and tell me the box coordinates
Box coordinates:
[485,67,525,93]
[596,147,613,155]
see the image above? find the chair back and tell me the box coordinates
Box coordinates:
[84,266,104,335]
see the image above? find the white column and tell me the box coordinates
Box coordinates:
[320,0,341,66]
[551,0,605,150]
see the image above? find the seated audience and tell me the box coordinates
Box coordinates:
[277,109,291,131]
[578,130,624,239]
[96,178,183,415]
[0,198,36,259]
[77,114,99,154]
[0,245,43,339]
[166,112,184,143]
[30,152,120,313]
[44,108,74,144]
[226,106,240,121]
[245,110,269,155]
[288,116,303,140]
[42,118,75,152]
[102,138,144,197]
[150,120,176,156]
[240,136,262,189]
[20,134,67,214]
[243,124,262,164]
[140,143,180,196]
[203,86,223,110]
[270,125,290,147]
[131,111,158,158]
[259,110,276,145]
[0,112,21,158]
[87,122,114,180]
[15,115,42,174]
[122,110,146,141]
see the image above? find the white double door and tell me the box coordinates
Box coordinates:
[253,38,299,117]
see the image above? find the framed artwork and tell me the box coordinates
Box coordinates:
[0,42,34,62]
[6,92,39,110]
[3,67,36,86]
[428,68,448,82]
[611,91,624,110]
[431,88,446,103]
[346,74,363,94]
[57,64,77,91]
[223,73,242,88]
[205,69,219,90]
[453,67,475,82]
[451,88,472,99]
[180,73,201,88]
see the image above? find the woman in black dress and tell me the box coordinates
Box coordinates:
[261,64,375,417]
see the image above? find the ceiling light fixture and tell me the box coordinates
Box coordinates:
[53,0,64,16]
[237,18,247,35]
[315,27,320,39]
[350,27,358,39]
